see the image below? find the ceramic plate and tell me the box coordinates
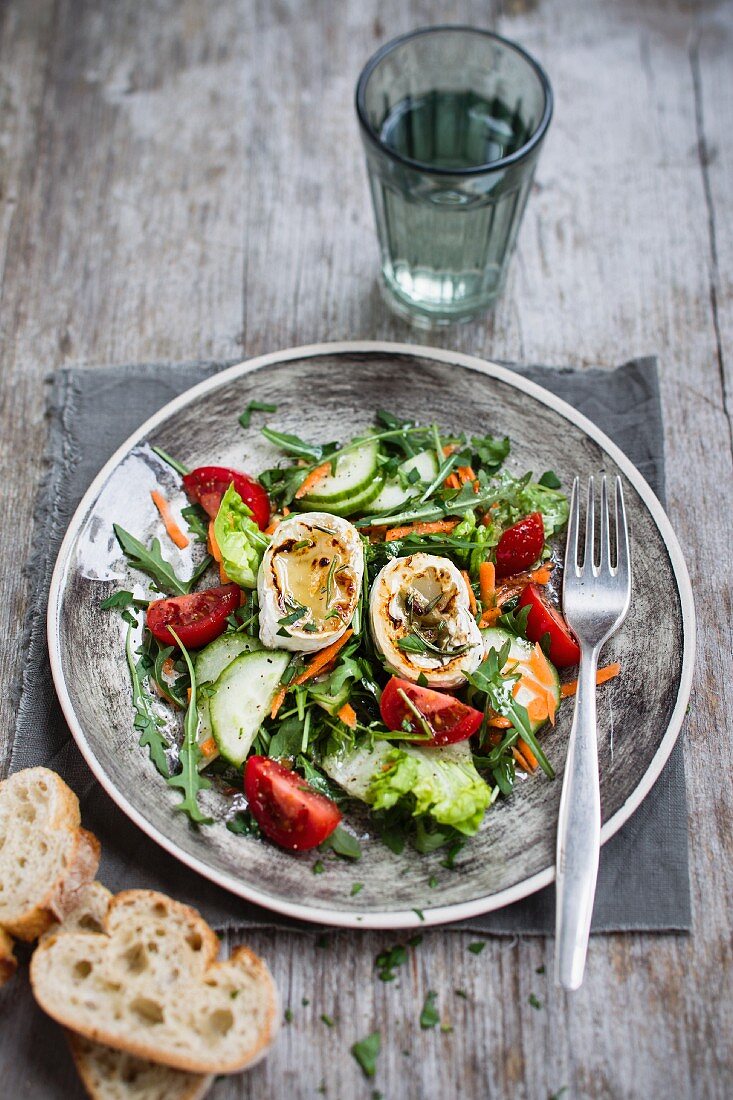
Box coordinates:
[48,343,695,928]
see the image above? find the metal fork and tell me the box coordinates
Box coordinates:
[555,475,631,990]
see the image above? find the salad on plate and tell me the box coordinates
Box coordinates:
[105,406,619,862]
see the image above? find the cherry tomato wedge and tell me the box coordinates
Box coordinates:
[518,583,581,668]
[244,756,342,851]
[182,465,271,530]
[495,511,545,578]
[146,584,240,649]
[380,676,484,746]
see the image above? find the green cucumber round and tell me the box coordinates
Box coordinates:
[300,438,379,506]
[480,626,560,734]
[196,633,264,755]
[299,471,384,517]
[368,450,440,515]
[209,649,290,766]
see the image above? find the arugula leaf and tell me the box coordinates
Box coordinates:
[261,425,326,462]
[539,469,562,489]
[226,810,262,837]
[375,943,407,981]
[166,630,212,824]
[351,1032,381,1078]
[239,400,277,428]
[498,603,532,639]
[419,990,440,1029]
[100,590,148,612]
[356,479,500,529]
[180,504,209,544]
[467,648,555,779]
[124,624,169,776]
[114,524,212,596]
[321,824,361,861]
[150,446,190,476]
[470,434,510,472]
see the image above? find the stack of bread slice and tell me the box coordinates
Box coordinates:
[0,768,279,1099]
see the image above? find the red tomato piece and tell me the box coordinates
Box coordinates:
[380,676,484,746]
[182,465,271,530]
[495,512,545,578]
[244,757,342,851]
[146,584,240,649]
[518,583,581,668]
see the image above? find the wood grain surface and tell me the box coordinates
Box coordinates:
[0,1,731,1098]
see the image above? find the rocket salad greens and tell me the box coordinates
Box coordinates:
[105,408,620,865]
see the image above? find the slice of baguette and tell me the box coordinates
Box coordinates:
[67,1033,213,1100]
[31,889,279,1075]
[0,926,17,986]
[47,883,213,1100]
[0,767,100,940]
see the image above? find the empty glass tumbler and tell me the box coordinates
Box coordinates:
[356,26,553,326]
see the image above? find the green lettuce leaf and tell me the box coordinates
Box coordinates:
[213,484,269,589]
[322,740,491,837]
[516,482,569,537]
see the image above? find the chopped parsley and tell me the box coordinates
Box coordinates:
[351,1031,381,1078]
[419,990,440,1029]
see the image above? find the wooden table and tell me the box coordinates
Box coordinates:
[1,2,731,1097]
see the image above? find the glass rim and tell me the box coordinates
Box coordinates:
[355,24,554,178]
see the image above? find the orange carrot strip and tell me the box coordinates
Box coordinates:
[264,521,279,535]
[445,473,461,490]
[337,702,358,729]
[518,738,538,771]
[457,465,477,484]
[200,737,217,758]
[560,662,622,698]
[218,562,231,584]
[479,607,502,628]
[479,561,496,609]
[294,630,354,687]
[529,564,553,584]
[208,521,223,562]
[385,519,459,542]
[270,685,287,720]
[162,657,175,677]
[487,714,513,729]
[282,506,291,516]
[151,490,189,550]
[295,461,332,499]
[186,687,192,704]
[461,570,477,615]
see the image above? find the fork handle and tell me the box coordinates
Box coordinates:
[555,645,601,991]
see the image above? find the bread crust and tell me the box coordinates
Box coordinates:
[67,1031,214,1100]
[0,768,100,941]
[0,927,17,987]
[30,890,280,1074]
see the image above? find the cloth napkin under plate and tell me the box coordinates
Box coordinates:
[9,356,690,934]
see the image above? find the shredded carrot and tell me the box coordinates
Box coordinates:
[479,607,502,628]
[294,630,353,687]
[208,521,223,562]
[518,738,538,771]
[529,564,553,585]
[560,662,621,698]
[457,465,477,484]
[270,685,287,720]
[442,444,457,457]
[282,506,291,516]
[385,519,459,541]
[337,702,358,729]
[479,561,496,610]
[186,687,192,704]
[200,737,217,758]
[151,490,189,550]
[461,570,477,615]
[295,461,331,499]
[218,562,231,584]
[445,473,461,490]
[162,657,175,677]
[264,520,279,535]
[487,714,513,728]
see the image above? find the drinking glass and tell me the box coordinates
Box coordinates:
[355,26,553,326]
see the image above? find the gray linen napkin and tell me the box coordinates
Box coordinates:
[9,357,690,933]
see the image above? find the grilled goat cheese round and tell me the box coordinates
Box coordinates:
[369,553,483,688]
[258,513,364,652]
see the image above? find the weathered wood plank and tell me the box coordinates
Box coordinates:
[0,0,731,1098]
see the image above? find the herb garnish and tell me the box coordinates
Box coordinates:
[239,400,277,428]
[351,1031,381,1078]
[467,941,486,955]
[375,944,407,981]
[419,991,440,1029]
[101,590,148,612]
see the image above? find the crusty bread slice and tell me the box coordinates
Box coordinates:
[46,883,213,1100]
[0,926,17,986]
[0,767,100,940]
[31,889,279,1075]
[67,1033,213,1100]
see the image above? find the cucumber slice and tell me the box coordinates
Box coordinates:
[196,633,263,757]
[299,472,384,517]
[300,438,380,505]
[209,649,290,766]
[481,627,560,733]
[368,450,440,516]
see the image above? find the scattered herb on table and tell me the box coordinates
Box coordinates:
[351,1031,381,1078]
[420,990,440,1029]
